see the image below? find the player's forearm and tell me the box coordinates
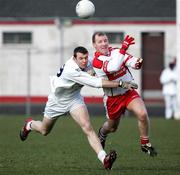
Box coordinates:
[125,54,143,69]
[101,79,119,88]
[102,80,138,89]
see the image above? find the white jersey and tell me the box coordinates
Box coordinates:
[160,67,177,95]
[50,57,102,101]
[92,47,140,96]
[44,57,103,118]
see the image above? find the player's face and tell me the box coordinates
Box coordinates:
[74,52,88,69]
[93,35,109,55]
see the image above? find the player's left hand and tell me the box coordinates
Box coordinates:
[135,58,143,69]
[120,35,135,55]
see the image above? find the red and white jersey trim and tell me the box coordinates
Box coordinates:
[92,48,137,96]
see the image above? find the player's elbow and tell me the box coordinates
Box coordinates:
[108,66,120,73]
[81,123,94,135]
[92,83,101,88]
[91,80,103,88]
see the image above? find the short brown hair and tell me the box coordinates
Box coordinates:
[92,32,106,43]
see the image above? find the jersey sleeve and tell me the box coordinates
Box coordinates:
[99,49,125,73]
[65,68,103,88]
[124,53,141,69]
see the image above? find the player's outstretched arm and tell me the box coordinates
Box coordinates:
[103,35,136,73]
[102,79,138,90]
[124,55,143,70]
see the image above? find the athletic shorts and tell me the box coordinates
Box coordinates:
[44,93,86,119]
[104,90,140,120]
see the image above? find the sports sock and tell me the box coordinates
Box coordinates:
[98,150,106,163]
[99,128,107,140]
[140,136,149,145]
[26,121,33,130]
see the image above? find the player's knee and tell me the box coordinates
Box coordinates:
[41,129,50,136]
[138,110,148,123]
[82,123,93,134]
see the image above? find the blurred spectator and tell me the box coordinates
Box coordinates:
[160,58,177,119]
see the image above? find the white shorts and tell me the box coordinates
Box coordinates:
[44,93,86,119]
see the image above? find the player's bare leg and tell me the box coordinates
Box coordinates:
[98,118,120,148]
[70,106,103,154]
[127,98,157,156]
[20,117,57,141]
[31,117,57,135]
[70,105,117,169]
[127,98,149,137]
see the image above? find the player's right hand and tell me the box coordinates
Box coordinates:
[120,35,135,55]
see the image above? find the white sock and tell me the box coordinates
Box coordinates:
[26,121,33,130]
[98,150,106,163]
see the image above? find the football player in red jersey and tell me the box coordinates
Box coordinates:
[92,32,157,157]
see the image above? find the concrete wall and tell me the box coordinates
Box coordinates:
[0,19,176,98]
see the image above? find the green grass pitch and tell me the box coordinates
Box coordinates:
[0,115,180,175]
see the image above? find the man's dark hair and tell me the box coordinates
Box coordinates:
[92,32,106,43]
[73,46,88,58]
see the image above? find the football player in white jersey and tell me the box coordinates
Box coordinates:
[92,32,157,157]
[20,46,138,170]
